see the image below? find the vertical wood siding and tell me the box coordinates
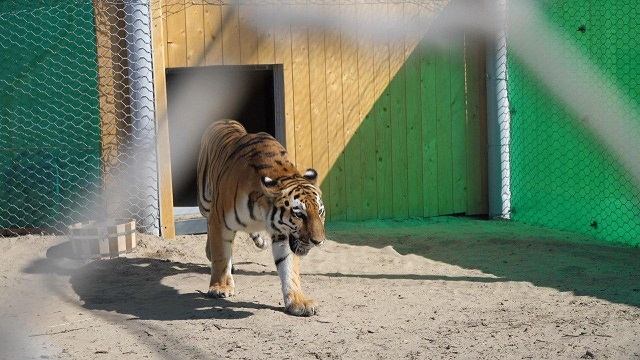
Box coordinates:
[155,1,488,222]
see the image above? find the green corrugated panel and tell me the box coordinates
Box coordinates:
[507,0,640,246]
[0,2,101,229]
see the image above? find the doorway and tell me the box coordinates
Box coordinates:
[165,65,285,233]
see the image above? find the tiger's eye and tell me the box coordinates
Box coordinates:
[284,200,290,206]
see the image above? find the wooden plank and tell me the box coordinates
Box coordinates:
[435,41,453,215]
[464,35,489,215]
[357,3,378,220]
[387,3,406,78]
[185,2,205,66]
[450,34,467,214]
[373,1,393,220]
[94,0,128,218]
[162,1,168,66]
[404,2,423,218]
[291,5,312,171]
[221,5,240,65]
[341,3,362,221]
[420,41,439,217]
[324,21,346,222]
[274,4,295,161]
[94,0,118,180]
[257,4,276,64]
[203,3,223,65]
[151,0,175,239]
[165,0,187,68]
[308,25,329,189]
[389,3,408,219]
[238,4,258,64]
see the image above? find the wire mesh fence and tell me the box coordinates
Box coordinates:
[0,0,454,239]
[0,0,160,236]
[503,0,640,246]
[1,0,638,246]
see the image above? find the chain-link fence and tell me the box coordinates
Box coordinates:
[2,0,638,246]
[501,0,640,246]
[0,0,160,236]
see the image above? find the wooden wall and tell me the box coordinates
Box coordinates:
[152,1,487,227]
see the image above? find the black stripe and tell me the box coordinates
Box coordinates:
[273,234,287,242]
[247,150,262,158]
[269,207,278,230]
[247,193,256,220]
[250,164,272,172]
[278,220,295,230]
[199,163,209,201]
[275,253,290,267]
[234,187,247,228]
[223,216,232,231]
[227,134,273,160]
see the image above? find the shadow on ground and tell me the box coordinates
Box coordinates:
[23,217,640,321]
[326,218,640,308]
[23,241,281,321]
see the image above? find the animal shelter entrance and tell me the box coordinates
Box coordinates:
[165,65,285,232]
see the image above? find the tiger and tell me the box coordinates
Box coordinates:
[197,119,326,316]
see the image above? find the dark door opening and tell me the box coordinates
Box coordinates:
[166,65,285,209]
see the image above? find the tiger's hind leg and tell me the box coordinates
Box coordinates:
[206,240,237,273]
[207,220,235,298]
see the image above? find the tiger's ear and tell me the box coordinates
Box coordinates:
[303,168,318,184]
[260,176,280,196]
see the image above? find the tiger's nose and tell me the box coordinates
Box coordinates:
[310,238,324,246]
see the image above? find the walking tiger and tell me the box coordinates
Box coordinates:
[197,120,326,316]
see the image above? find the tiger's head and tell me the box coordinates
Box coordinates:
[261,169,326,256]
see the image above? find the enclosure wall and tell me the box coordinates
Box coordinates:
[505,1,640,246]
[156,1,488,222]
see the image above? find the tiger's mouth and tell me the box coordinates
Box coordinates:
[288,235,311,256]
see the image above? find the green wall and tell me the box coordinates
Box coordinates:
[507,1,640,245]
[0,2,101,229]
[322,36,488,222]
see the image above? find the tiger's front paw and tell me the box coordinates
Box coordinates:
[285,297,318,317]
[207,284,235,298]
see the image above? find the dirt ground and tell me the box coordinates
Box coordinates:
[1,216,639,359]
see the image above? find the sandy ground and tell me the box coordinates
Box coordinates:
[1,216,639,359]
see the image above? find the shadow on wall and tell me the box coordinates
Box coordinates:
[321,36,487,223]
[326,217,640,308]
